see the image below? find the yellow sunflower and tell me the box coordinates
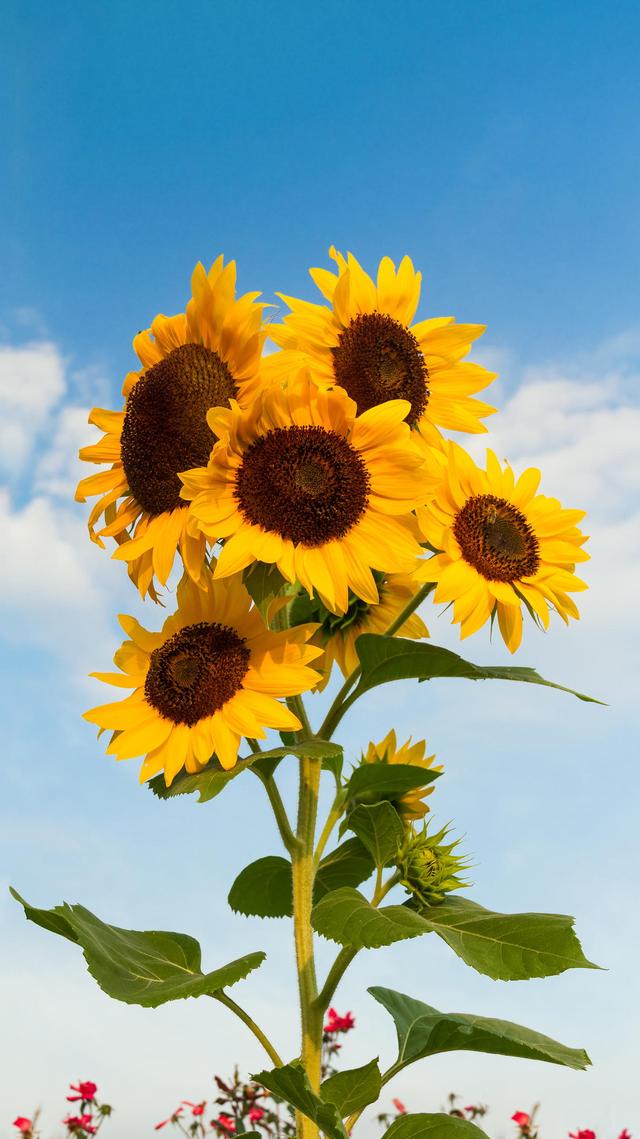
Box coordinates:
[180,378,436,616]
[84,569,322,785]
[264,247,496,445]
[415,443,589,652]
[363,729,441,822]
[310,573,429,689]
[75,257,267,599]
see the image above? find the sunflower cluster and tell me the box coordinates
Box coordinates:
[78,249,589,785]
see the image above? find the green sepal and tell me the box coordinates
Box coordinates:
[11,889,265,1007]
[321,1058,382,1116]
[347,803,405,867]
[382,1114,490,1139]
[369,985,590,1071]
[353,634,604,704]
[253,1062,348,1139]
[311,888,599,980]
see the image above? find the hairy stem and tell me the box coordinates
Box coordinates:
[212,991,284,1069]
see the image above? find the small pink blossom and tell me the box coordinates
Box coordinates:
[392,1100,407,1115]
[324,1008,356,1034]
[249,1108,265,1122]
[13,1121,33,1135]
[67,1082,98,1104]
[155,1107,183,1130]
[512,1113,531,1129]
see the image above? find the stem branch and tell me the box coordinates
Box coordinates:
[212,991,284,1069]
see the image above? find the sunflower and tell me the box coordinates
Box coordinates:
[75,257,267,599]
[84,569,322,785]
[180,378,435,616]
[302,573,429,689]
[264,247,496,445]
[363,729,441,822]
[415,442,589,652]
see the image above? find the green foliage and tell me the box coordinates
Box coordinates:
[11,889,265,1007]
[150,741,343,803]
[382,1113,490,1139]
[369,986,590,1072]
[320,1058,382,1116]
[347,803,405,867]
[253,1062,348,1139]
[346,762,440,803]
[312,888,597,980]
[353,634,602,703]
[229,839,374,919]
[244,562,291,622]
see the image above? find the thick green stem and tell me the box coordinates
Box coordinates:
[292,750,323,1139]
[212,991,284,1068]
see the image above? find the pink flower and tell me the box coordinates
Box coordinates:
[13,1121,32,1135]
[155,1108,183,1130]
[182,1101,206,1117]
[618,1132,632,1139]
[67,1082,98,1103]
[512,1113,531,1129]
[216,1113,236,1134]
[324,1008,356,1033]
[249,1108,265,1123]
[392,1100,407,1115]
[569,1132,596,1139]
[63,1114,97,1135]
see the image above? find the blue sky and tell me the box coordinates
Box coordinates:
[1,2,639,1137]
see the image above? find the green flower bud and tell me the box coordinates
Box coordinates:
[398,822,471,906]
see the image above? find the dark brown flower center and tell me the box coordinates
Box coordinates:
[332,312,429,424]
[235,424,370,546]
[121,342,237,516]
[453,494,540,582]
[145,621,250,725]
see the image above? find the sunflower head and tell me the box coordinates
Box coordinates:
[75,257,267,599]
[415,442,590,652]
[361,729,442,822]
[84,569,321,785]
[264,247,497,441]
[181,377,435,617]
[398,822,470,906]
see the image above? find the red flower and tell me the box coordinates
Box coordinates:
[618,1132,632,1139]
[68,1082,98,1103]
[392,1100,407,1115]
[324,1008,356,1033]
[182,1101,206,1117]
[249,1108,265,1123]
[63,1114,97,1135]
[13,1121,32,1135]
[512,1113,531,1129]
[217,1113,236,1134]
[155,1107,183,1130]
[569,1132,596,1139]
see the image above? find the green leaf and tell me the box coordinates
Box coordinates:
[311,889,598,980]
[229,840,374,919]
[244,562,291,622]
[369,986,590,1072]
[347,763,440,802]
[253,1063,348,1139]
[315,838,374,898]
[12,890,265,1007]
[347,803,405,867]
[321,1058,382,1116]
[410,895,600,981]
[354,634,603,704]
[228,857,292,919]
[382,1114,490,1139]
[150,741,342,803]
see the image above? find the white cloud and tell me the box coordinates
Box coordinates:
[0,342,66,473]
[34,404,98,499]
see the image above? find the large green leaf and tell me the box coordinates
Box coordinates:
[150,740,342,803]
[315,838,374,898]
[228,857,292,919]
[253,1063,348,1139]
[229,840,374,919]
[12,889,265,1007]
[346,763,440,803]
[347,803,405,867]
[244,562,291,622]
[321,1058,382,1116]
[369,986,590,1072]
[311,889,597,980]
[354,634,602,704]
[382,1114,490,1139]
[411,896,599,981]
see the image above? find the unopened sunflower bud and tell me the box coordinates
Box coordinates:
[398,822,470,906]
